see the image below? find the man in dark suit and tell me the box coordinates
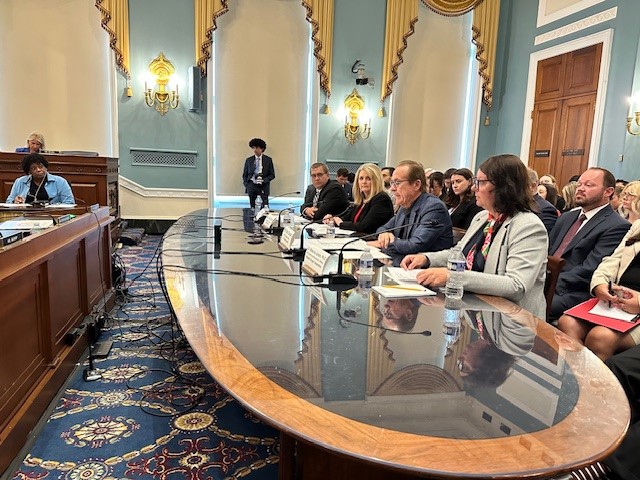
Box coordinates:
[548,167,630,323]
[528,168,558,233]
[335,167,353,202]
[301,163,350,220]
[242,138,275,208]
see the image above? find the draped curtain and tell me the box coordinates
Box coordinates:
[380,0,418,107]
[95,0,131,79]
[195,0,230,77]
[301,0,334,99]
[421,0,484,16]
[471,0,500,110]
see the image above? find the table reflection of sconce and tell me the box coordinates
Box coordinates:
[144,52,179,115]
[344,89,371,144]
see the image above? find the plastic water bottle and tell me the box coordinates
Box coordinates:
[254,196,263,219]
[445,246,465,300]
[443,308,461,349]
[284,202,294,226]
[326,218,336,238]
[359,246,374,276]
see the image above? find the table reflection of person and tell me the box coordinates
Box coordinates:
[458,310,535,390]
[15,132,45,153]
[380,298,422,332]
[6,153,74,204]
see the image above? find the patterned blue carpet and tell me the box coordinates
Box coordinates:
[12,235,279,480]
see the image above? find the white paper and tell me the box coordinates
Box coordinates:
[589,300,638,322]
[372,285,436,298]
[385,267,428,284]
[0,219,54,230]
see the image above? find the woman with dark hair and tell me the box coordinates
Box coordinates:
[537,183,559,208]
[401,154,549,319]
[447,168,484,229]
[6,153,74,204]
[323,163,393,234]
[442,167,456,204]
[429,171,444,199]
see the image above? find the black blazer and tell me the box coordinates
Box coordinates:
[535,194,559,233]
[548,205,630,320]
[450,197,484,229]
[242,155,275,195]
[301,180,350,220]
[339,191,394,234]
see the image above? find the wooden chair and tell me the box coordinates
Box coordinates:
[545,255,566,320]
[452,227,466,245]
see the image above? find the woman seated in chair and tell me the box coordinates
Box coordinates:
[446,168,484,229]
[323,163,393,234]
[400,154,549,320]
[558,211,640,360]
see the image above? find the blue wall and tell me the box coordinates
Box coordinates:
[479,0,640,180]
[317,0,389,166]
[118,0,208,189]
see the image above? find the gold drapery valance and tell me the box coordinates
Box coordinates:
[421,0,484,16]
[195,0,230,77]
[302,0,334,99]
[95,0,130,79]
[380,0,418,105]
[472,0,500,110]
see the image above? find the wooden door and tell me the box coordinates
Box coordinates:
[528,44,601,187]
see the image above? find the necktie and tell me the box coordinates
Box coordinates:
[553,213,586,257]
[313,190,320,207]
[255,157,261,173]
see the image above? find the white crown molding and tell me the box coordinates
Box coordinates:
[119,175,208,198]
[535,7,617,46]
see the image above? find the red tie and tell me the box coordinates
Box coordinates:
[553,213,586,257]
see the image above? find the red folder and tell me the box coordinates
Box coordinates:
[564,297,640,333]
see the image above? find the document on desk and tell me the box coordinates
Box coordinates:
[305,238,390,260]
[306,224,354,237]
[589,300,638,322]
[0,219,55,230]
[372,285,435,298]
[385,267,427,285]
[45,203,77,209]
[0,203,29,209]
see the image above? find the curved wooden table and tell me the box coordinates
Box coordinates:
[162,208,629,479]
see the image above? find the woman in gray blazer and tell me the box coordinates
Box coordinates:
[558,219,640,359]
[401,155,549,320]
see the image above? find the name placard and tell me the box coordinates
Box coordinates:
[262,212,279,228]
[302,246,337,277]
[279,226,299,250]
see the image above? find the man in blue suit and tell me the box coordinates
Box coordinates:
[548,167,630,323]
[242,138,275,208]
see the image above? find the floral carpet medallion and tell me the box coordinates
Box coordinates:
[12,236,279,480]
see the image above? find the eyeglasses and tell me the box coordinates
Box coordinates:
[622,193,638,199]
[390,179,410,188]
[473,177,494,188]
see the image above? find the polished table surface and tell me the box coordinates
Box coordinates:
[161,208,629,479]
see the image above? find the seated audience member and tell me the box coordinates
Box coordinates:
[611,184,624,215]
[429,171,444,199]
[369,160,453,266]
[7,153,74,204]
[547,167,630,323]
[537,183,559,206]
[558,216,640,359]
[401,154,548,319]
[448,168,484,230]
[603,345,640,479]
[381,166,394,190]
[616,178,629,188]
[335,167,353,202]
[16,132,45,153]
[539,174,566,211]
[300,163,349,221]
[323,163,393,234]
[528,168,558,233]
[561,181,578,212]
[442,167,456,203]
[620,181,640,222]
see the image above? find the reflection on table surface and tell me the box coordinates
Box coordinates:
[161,208,629,477]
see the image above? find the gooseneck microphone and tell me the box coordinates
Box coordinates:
[324,219,441,291]
[264,191,302,235]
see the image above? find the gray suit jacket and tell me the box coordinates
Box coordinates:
[426,211,549,320]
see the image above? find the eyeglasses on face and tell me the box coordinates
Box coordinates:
[622,193,638,199]
[472,177,494,188]
[390,179,410,188]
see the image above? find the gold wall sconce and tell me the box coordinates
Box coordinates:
[144,52,179,115]
[343,89,371,144]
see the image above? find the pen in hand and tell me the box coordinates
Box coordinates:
[608,280,613,308]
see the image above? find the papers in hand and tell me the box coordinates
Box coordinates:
[372,285,435,298]
[385,267,427,284]
[589,300,638,322]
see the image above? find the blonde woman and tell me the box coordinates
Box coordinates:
[620,181,640,223]
[562,181,578,212]
[323,163,393,234]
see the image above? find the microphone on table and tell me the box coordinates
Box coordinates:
[315,219,441,292]
[263,191,302,235]
[284,204,352,261]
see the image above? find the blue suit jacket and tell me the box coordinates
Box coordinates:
[548,205,630,321]
[534,194,559,233]
[377,192,453,266]
[242,155,275,195]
